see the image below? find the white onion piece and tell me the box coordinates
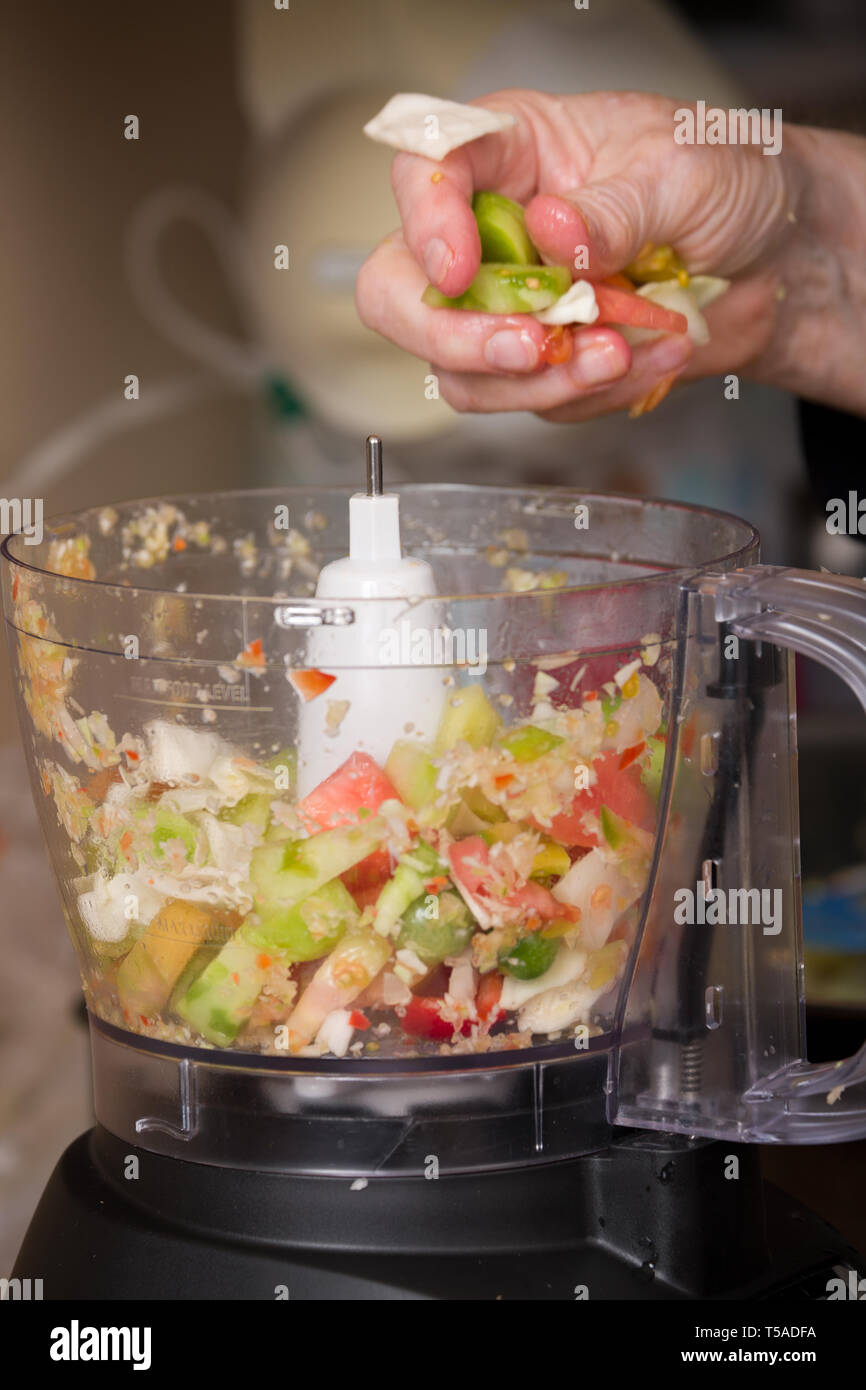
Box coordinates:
[363,94,516,161]
[686,275,731,310]
[447,958,477,1006]
[534,279,599,326]
[315,1010,356,1058]
[518,975,613,1035]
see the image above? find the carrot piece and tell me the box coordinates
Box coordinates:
[628,372,679,419]
[593,283,688,334]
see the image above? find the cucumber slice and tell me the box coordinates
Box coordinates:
[472,191,539,264]
[264,818,297,844]
[176,933,274,1046]
[499,725,564,762]
[434,684,500,754]
[384,740,439,811]
[246,878,358,959]
[168,943,220,1012]
[177,880,361,1045]
[137,807,198,861]
[423,263,570,314]
[219,792,271,832]
[372,840,443,937]
[250,819,385,909]
[402,839,445,876]
[373,862,426,938]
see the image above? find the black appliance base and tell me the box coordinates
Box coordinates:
[13,1127,862,1300]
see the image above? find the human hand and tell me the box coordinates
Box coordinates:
[356,89,829,421]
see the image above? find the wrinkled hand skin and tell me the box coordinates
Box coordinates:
[355,89,866,420]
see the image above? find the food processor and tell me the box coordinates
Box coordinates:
[5,457,866,1300]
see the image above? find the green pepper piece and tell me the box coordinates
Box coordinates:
[397,889,474,965]
[600,803,632,851]
[498,933,559,980]
[422,263,570,314]
[500,725,564,762]
[642,735,666,801]
[472,191,540,265]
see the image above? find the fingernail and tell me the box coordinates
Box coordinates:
[484,331,539,372]
[423,237,453,285]
[575,340,629,386]
[648,334,692,372]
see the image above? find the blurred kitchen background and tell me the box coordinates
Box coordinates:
[1,0,865,1269]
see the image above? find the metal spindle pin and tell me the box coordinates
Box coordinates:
[365,434,383,496]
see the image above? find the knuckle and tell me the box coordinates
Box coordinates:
[437,376,473,413]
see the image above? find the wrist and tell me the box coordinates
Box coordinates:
[750,125,866,413]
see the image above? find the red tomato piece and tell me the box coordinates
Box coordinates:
[540,324,574,366]
[298,751,399,831]
[507,880,578,923]
[448,837,578,924]
[341,845,393,909]
[476,972,505,1024]
[537,750,656,848]
[448,836,491,899]
[237,638,267,669]
[618,740,646,771]
[593,283,688,334]
[400,996,473,1040]
[287,668,337,702]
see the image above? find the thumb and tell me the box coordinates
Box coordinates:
[525,177,663,280]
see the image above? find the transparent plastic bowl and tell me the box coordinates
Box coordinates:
[10,485,860,1172]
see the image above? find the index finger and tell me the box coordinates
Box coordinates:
[390,93,537,297]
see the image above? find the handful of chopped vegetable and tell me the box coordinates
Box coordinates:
[420,189,730,396]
